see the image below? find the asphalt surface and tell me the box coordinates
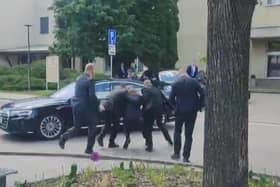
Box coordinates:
[0,93,280,186]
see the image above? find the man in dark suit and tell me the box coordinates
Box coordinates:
[118,62,128,78]
[59,63,101,154]
[142,80,173,152]
[170,65,205,162]
[97,85,128,148]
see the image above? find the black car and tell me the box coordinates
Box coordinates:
[0,79,174,140]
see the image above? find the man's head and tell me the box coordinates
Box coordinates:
[144,79,153,88]
[186,64,198,78]
[84,63,95,79]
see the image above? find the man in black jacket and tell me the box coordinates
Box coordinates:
[59,63,101,154]
[97,85,128,148]
[142,80,173,152]
[170,65,205,162]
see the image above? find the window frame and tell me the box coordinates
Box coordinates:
[266,0,280,6]
[40,17,49,34]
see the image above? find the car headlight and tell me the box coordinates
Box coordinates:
[9,110,33,118]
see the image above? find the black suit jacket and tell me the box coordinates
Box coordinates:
[71,74,99,113]
[169,76,204,114]
[107,89,128,116]
[142,86,163,112]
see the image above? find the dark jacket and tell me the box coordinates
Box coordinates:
[118,66,128,78]
[124,94,143,120]
[169,76,204,114]
[107,89,128,116]
[142,86,163,112]
[71,74,99,113]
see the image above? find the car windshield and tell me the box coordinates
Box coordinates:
[159,71,179,84]
[50,83,75,100]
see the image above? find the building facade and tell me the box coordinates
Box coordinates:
[0,0,54,66]
[177,0,280,88]
[1,0,280,83]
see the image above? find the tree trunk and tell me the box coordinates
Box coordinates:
[203,0,256,187]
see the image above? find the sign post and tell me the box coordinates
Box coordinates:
[46,55,60,90]
[108,29,117,79]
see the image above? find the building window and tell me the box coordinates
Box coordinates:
[267,0,280,5]
[40,17,49,34]
[268,41,280,51]
[267,55,280,77]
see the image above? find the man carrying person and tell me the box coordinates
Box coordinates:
[97,84,128,148]
[142,80,173,152]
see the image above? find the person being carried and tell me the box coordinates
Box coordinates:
[97,85,128,148]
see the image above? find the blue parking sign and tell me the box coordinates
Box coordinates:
[108,29,117,45]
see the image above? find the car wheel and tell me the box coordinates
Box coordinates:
[37,114,64,140]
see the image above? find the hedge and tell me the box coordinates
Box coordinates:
[0,62,108,91]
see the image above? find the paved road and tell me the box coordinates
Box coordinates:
[0,93,280,186]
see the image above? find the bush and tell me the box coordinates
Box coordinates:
[0,63,108,91]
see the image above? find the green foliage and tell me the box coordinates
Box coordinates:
[17,163,280,187]
[112,167,137,187]
[52,0,180,70]
[145,168,168,187]
[0,62,109,91]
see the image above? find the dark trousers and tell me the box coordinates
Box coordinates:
[98,111,120,144]
[155,115,172,143]
[124,117,143,144]
[143,111,155,148]
[174,112,197,159]
[62,106,97,150]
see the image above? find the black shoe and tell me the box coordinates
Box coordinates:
[145,146,153,152]
[97,136,104,147]
[171,154,180,161]
[85,149,93,154]
[167,139,173,146]
[108,142,119,148]
[145,139,148,146]
[58,135,65,149]
[183,158,190,163]
[123,139,131,150]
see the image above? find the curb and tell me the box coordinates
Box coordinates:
[0,151,203,169]
[250,89,280,94]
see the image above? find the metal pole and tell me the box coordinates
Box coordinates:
[110,55,113,79]
[25,24,32,91]
[136,56,139,73]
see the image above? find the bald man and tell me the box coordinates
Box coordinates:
[59,63,100,154]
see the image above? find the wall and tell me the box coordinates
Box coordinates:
[0,0,54,50]
[252,2,280,28]
[0,0,36,50]
[250,39,267,78]
[177,0,207,70]
[33,0,55,47]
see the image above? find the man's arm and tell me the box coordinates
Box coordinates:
[88,79,99,111]
[196,82,205,110]
[169,84,176,107]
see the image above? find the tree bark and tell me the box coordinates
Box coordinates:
[203,0,256,187]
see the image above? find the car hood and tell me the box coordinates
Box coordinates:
[1,97,68,110]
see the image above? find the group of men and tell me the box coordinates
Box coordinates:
[58,63,204,163]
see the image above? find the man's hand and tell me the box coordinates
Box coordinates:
[99,105,105,112]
